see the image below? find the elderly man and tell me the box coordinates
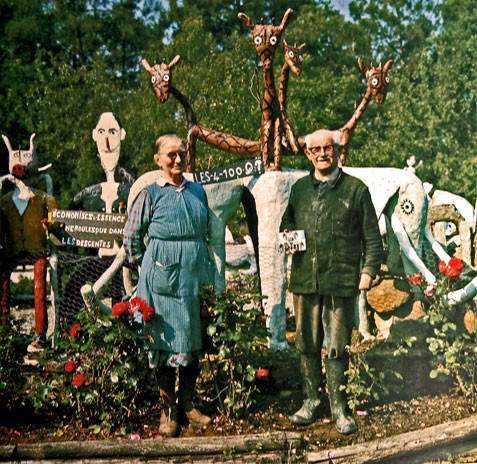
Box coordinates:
[280,129,383,434]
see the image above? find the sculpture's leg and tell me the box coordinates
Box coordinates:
[48,249,60,344]
[250,171,306,350]
[261,118,272,168]
[273,118,282,171]
[33,256,48,341]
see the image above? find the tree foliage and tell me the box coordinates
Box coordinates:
[0,0,475,206]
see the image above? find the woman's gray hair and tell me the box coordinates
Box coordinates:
[155,133,185,155]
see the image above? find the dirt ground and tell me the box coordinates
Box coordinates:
[0,334,475,459]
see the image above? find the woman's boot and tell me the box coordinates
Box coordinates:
[324,357,357,435]
[156,366,179,437]
[178,359,212,428]
[290,354,323,425]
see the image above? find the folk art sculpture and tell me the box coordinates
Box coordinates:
[60,112,135,328]
[80,8,476,348]
[0,134,58,350]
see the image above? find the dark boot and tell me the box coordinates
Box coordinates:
[290,354,323,425]
[325,357,357,435]
[156,366,179,437]
[178,359,211,428]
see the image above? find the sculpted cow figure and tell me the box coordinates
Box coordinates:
[0,134,58,351]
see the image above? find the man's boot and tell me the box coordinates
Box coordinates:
[178,359,211,428]
[156,366,179,437]
[290,354,323,425]
[325,357,358,435]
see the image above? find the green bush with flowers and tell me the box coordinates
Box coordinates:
[201,275,268,421]
[407,257,477,401]
[28,297,158,433]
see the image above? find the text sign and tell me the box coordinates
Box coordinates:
[193,158,263,185]
[51,209,127,249]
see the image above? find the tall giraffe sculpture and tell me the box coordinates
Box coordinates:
[296,58,393,165]
[238,8,294,171]
[279,40,306,154]
[337,58,393,165]
[142,57,260,173]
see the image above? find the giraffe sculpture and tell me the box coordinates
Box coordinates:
[238,8,294,171]
[279,40,306,154]
[337,58,393,165]
[142,58,260,173]
[295,58,393,165]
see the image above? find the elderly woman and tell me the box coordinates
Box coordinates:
[124,134,215,437]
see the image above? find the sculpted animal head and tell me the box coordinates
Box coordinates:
[358,58,393,104]
[2,133,38,180]
[141,55,180,103]
[238,9,293,64]
[281,40,306,76]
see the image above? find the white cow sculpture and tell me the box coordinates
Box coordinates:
[81,166,477,349]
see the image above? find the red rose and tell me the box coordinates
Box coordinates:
[407,273,423,286]
[72,373,86,388]
[448,257,464,272]
[129,297,148,314]
[140,305,155,322]
[256,368,270,380]
[438,261,448,275]
[423,285,435,297]
[64,360,77,374]
[446,266,461,281]
[69,323,81,338]
[112,302,130,318]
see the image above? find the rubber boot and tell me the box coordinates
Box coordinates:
[325,357,358,435]
[156,366,179,437]
[290,354,323,425]
[178,359,212,428]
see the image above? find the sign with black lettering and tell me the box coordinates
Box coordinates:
[51,209,127,249]
[193,158,263,185]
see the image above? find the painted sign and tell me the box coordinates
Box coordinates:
[51,209,127,249]
[193,158,263,185]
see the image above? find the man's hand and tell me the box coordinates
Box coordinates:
[358,273,373,291]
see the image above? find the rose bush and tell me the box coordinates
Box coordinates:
[28,300,157,433]
[406,258,476,401]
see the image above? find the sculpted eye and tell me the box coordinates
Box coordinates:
[385,75,390,83]
[288,50,295,58]
[371,77,379,86]
[254,35,262,45]
[400,199,415,215]
[299,55,303,62]
[163,74,170,82]
[151,76,157,84]
[270,36,278,45]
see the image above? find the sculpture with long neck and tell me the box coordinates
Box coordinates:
[142,57,260,173]
[296,57,393,165]
[337,58,393,165]
[238,9,294,171]
[279,40,306,154]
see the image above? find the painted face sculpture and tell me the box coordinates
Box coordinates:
[359,59,393,105]
[92,112,126,177]
[2,133,38,180]
[141,55,180,104]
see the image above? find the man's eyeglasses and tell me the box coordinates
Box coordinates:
[306,145,334,156]
[162,151,187,160]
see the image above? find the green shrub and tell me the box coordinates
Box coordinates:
[27,303,158,433]
[202,276,268,420]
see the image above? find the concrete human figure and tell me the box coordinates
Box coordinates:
[404,155,423,175]
[124,134,215,437]
[62,113,134,326]
[0,133,57,350]
[280,129,383,434]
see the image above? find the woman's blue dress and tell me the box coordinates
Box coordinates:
[124,179,214,367]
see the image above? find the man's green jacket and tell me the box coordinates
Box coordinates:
[280,169,383,297]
